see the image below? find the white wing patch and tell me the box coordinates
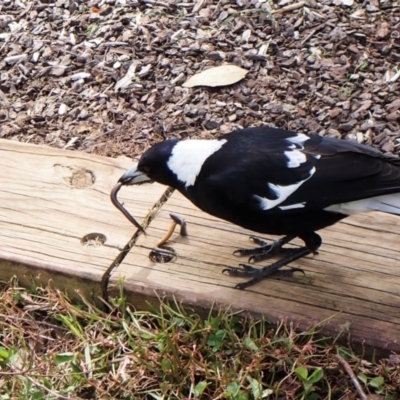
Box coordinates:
[284,150,307,168]
[255,167,316,211]
[279,202,306,210]
[255,181,306,210]
[167,139,227,187]
[286,133,309,146]
[284,134,315,168]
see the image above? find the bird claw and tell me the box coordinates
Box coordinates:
[274,267,305,278]
[222,264,259,277]
[248,252,272,263]
[249,247,298,263]
[224,264,304,279]
[249,236,269,246]
[234,235,299,263]
[224,263,306,290]
[234,237,288,264]
[233,237,274,257]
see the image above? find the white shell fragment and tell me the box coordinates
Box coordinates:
[242,29,251,43]
[58,103,68,115]
[31,52,40,62]
[389,70,400,83]
[0,33,11,41]
[182,65,248,88]
[70,72,91,81]
[115,62,137,91]
[137,64,152,77]
[4,54,27,64]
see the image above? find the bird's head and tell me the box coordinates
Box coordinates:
[119,136,227,190]
[118,139,179,187]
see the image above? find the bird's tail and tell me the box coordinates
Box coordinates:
[368,193,400,215]
[326,193,400,215]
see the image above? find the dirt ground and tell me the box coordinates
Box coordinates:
[1,0,400,160]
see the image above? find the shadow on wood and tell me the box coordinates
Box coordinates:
[1,139,399,354]
[110,190,400,354]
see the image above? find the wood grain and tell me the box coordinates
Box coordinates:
[0,139,165,301]
[2,139,399,352]
[112,190,400,353]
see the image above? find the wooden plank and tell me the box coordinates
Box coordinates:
[0,139,165,301]
[111,190,400,353]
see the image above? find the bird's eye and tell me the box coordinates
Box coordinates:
[142,166,151,173]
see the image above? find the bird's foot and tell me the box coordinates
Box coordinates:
[233,235,296,263]
[223,264,304,278]
[224,246,311,290]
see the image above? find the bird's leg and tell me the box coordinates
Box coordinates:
[224,232,322,290]
[233,234,297,262]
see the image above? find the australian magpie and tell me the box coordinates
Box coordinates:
[117,126,400,289]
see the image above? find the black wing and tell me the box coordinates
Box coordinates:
[193,127,400,214]
[284,133,400,209]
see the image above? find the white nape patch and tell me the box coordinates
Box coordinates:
[284,150,307,168]
[287,133,309,145]
[325,193,400,216]
[279,202,306,211]
[255,166,316,211]
[167,139,227,187]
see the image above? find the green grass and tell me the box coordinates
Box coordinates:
[84,24,99,36]
[338,82,356,99]
[0,278,398,399]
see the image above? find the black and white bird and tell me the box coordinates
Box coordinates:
[117,126,400,289]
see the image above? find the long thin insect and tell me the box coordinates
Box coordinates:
[110,182,145,233]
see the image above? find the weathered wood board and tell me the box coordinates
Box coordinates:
[111,190,400,353]
[1,139,400,353]
[0,139,165,301]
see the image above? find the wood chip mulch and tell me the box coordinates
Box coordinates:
[1,0,400,158]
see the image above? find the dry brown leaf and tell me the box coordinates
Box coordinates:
[182,65,248,88]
